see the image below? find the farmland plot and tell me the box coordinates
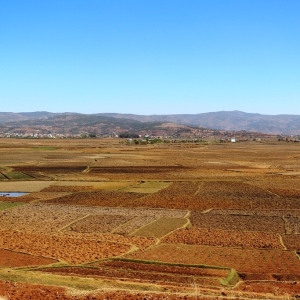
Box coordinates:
[41,180,135,192]
[208,209,300,217]
[283,216,300,234]
[162,228,282,249]
[0,204,87,233]
[190,211,286,233]
[88,166,189,180]
[127,243,300,276]
[0,230,131,264]
[197,181,274,200]
[268,188,300,198]
[0,181,54,192]
[124,181,201,209]
[13,192,72,203]
[13,165,87,174]
[132,217,189,238]
[120,181,170,193]
[0,249,57,267]
[282,234,300,250]
[44,191,146,207]
[39,259,233,287]
[65,214,133,233]
[57,231,155,251]
[0,202,188,235]
[193,181,290,210]
[113,215,159,235]
[236,281,300,298]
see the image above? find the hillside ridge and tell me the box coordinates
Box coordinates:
[0,111,299,135]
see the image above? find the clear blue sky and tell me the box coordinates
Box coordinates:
[0,0,299,115]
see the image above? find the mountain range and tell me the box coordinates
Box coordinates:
[0,111,299,135]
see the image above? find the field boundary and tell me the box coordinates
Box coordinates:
[108,257,239,286]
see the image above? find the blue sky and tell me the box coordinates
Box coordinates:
[0,0,299,115]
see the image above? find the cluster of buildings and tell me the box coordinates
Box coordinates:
[1,130,299,142]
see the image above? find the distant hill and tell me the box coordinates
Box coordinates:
[97,111,300,135]
[0,111,57,123]
[0,113,203,137]
[0,111,299,135]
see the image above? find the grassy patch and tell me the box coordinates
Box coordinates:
[2,172,33,180]
[219,268,239,286]
[0,173,8,180]
[0,201,23,210]
[132,217,188,238]
[0,269,165,293]
[0,181,54,192]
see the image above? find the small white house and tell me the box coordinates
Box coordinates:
[231,138,236,143]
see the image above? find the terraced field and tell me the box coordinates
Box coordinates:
[0,138,300,299]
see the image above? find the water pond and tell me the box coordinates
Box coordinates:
[0,192,28,197]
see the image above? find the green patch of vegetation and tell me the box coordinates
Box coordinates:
[0,268,165,293]
[219,268,239,286]
[3,172,33,180]
[0,201,24,210]
[0,173,8,180]
[131,217,189,238]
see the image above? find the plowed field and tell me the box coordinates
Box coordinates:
[282,234,300,250]
[162,227,282,249]
[190,212,285,233]
[39,260,231,287]
[65,214,133,233]
[0,203,187,234]
[0,248,57,267]
[44,191,146,206]
[127,243,300,276]
[0,230,131,264]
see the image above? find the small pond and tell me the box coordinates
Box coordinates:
[0,192,28,197]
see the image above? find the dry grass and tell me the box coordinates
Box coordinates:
[0,181,54,192]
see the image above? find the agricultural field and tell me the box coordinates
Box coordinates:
[0,138,300,299]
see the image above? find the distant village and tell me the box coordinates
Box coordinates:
[0,130,299,143]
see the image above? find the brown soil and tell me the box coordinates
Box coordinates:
[127,243,300,275]
[39,259,229,287]
[65,214,133,233]
[0,202,187,235]
[44,191,146,206]
[0,204,87,233]
[0,231,131,264]
[41,185,97,192]
[0,248,57,267]
[268,187,300,198]
[190,211,285,233]
[0,280,231,300]
[208,209,300,217]
[162,227,282,249]
[2,192,71,203]
[13,165,87,173]
[236,281,300,297]
[282,234,300,250]
[132,217,188,238]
